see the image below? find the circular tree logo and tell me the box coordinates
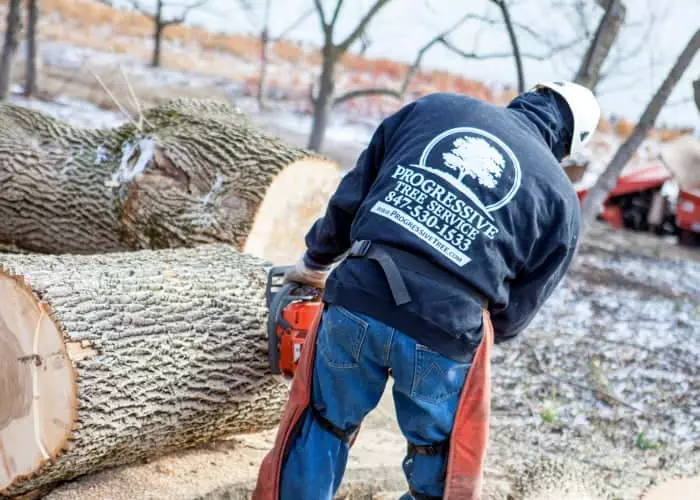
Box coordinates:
[413,127,521,217]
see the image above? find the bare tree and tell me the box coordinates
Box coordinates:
[0,0,22,100]
[25,0,40,97]
[580,29,700,235]
[332,13,474,109]
[490,0,524,92]
[124,0,210,68]
[574,0,626,90]
[308,0,393,151]
[253,1,312,110]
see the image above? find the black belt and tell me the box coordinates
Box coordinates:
[346,240,489,309]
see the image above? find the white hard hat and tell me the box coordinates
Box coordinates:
[535,81,601,157]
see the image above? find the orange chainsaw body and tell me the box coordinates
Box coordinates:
[267,267,323,379]
[276,300,323,378]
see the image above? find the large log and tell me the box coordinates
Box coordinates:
[0,99,340,261]
[0,245,287,496]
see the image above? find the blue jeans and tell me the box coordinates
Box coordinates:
[280,304,472,499]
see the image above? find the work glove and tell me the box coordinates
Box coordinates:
[284,254,330,290]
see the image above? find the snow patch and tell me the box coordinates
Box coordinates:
[111,138,156,184]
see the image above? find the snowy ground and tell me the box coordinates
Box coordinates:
[11,90,698,499]
[5,36,699,498]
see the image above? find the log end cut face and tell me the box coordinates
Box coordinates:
[244,157,342,264]
[0,272,77,493]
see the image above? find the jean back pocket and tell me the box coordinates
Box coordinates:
[411,345,470,403]
[317,305,368,369]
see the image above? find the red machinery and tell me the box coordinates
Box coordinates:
[576,160,700,246]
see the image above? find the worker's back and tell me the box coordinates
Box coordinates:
[310,92,581,362]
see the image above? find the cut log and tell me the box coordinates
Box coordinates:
[0,99,341,261]
[0,245,287,496]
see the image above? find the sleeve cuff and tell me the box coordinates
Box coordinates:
[303,252,333,272]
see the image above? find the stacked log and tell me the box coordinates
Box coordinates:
[0,98,340,262]
[0,245,284,496]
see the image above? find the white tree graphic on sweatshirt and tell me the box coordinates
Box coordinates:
[442,136,505,189]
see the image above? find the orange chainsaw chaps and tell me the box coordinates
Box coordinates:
[253,308,494,500]
[444,310,494,500]
[252,305,323,500]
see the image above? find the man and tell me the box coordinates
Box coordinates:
[254,82,600,500]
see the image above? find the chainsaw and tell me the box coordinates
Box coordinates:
[266,266,323,379]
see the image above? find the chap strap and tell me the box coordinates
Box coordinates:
[347,240,489,309]
[409,490,443,500]
[310,405,359,443]
[348,240,411,305]
[407,440,449,457]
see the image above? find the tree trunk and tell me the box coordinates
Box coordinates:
[493,0,525,93]
[257,27,270,110]
[152,21,164,68]
[574,0,626,90]
[0,99,340,260]
[24,0,40,97]
[308,43,337,152]
[580,29,700,235]
[0,245,287,496]
[0,0,22,100]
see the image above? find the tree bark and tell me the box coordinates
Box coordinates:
[308,0,393,152]
[24,0,40,98]
[258,27,270,110]
[492,0,525,93]
[580,29,700,235]
[152,18,164,68]
[0,0,22,100]
[0,98,339,258]
[308,43,337,151]
[0,245,288,496]
[574,0,626,90]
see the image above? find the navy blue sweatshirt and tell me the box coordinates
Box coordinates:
[304,91,580,362]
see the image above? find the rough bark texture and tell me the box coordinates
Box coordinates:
[574,0,626,90]
[0,0,22,100]
[0,98,334,255]
[0,245,287,496]
[580,29,700,234]
[24,0,40,97]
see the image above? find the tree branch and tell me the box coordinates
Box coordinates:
[574,0,627,89]
[439,37,555,61]
[274,7,314,41]
[333,87,402,107]
[328,0,344,28]
[127,0,153,17]
[337,0,392,52]
[491,0,525,92]
[159,0,210,26]
[312,0,328,32]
